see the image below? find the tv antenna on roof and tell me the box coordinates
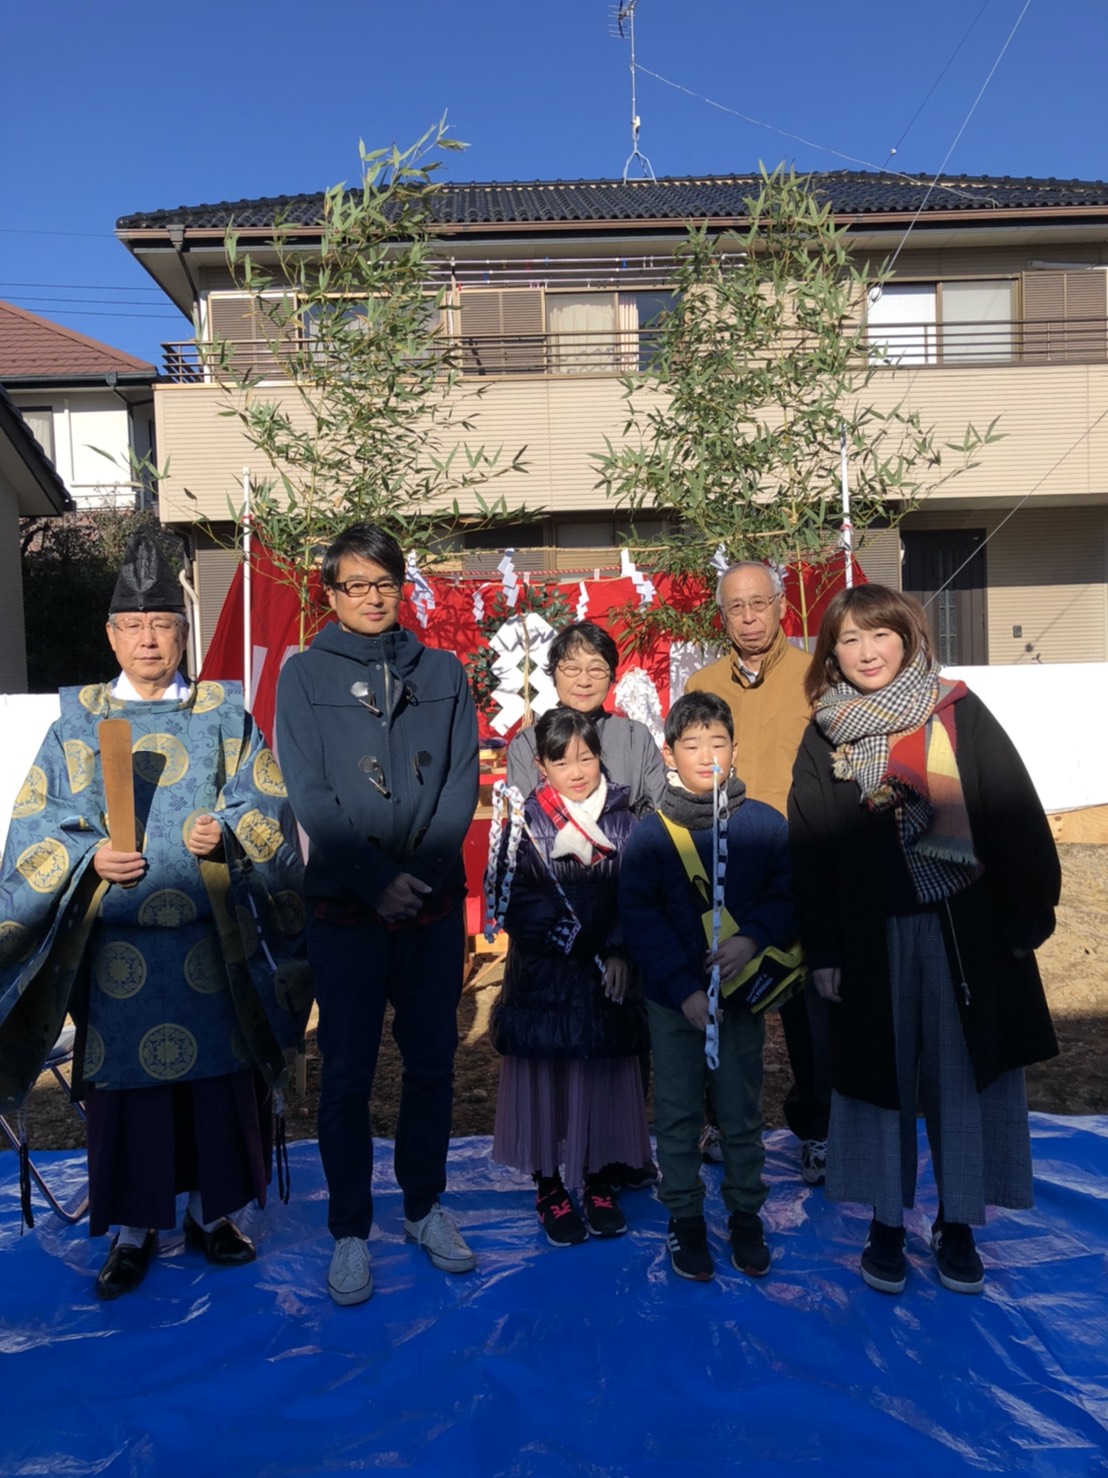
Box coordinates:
[610,0,656,182]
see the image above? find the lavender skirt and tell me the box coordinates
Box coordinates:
[492,1056,652,1188]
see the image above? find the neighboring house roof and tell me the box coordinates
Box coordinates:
[116,171,1108,233]
[0,300,156,384]
[0,384,73,515]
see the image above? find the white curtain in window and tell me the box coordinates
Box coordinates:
[548,294,616,372]
[617,294,640,371]
[20,408,55,462]
[866,284,937,366]
[941,280,1013,362]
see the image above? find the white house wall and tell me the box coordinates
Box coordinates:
[8,389,138,508]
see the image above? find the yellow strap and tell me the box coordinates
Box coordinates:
[658,813,740,947]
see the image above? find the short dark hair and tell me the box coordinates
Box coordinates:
[321,523,405,589]
[534,706,602,764]
[664,691,734,747]
[546,621,619,682]
[805,584,934,704]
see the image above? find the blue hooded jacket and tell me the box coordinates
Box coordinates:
[276,621,478,908]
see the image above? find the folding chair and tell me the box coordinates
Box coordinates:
[0,1023,89,1226]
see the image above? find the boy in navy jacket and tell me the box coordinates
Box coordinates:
[619,692,796,1282]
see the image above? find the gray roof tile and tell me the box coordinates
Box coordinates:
[116,171,1108,233]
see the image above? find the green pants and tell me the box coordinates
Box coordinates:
[647,997,767,1218]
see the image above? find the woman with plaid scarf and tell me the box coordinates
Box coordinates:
[788,586,1059,1298]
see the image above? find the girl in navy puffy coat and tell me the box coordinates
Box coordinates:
[489,708,651,1246]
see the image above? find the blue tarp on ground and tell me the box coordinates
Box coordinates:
[2,1116,1107,1477]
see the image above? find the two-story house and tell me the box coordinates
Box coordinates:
[0,301,157,511]
[115,171,1108,664]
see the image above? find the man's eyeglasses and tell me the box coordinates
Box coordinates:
[331,578,402,599]
[111,616,184,636]
[724,597,776,617]
[556,664,612,682]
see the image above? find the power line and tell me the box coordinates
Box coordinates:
[3,294,181,309]
[6,308,184,321]
[921,404,1108,607]
[883,0,1035,278]
[634,64,995,207]
[0,279,162,293]
[0,226,113,239]
[882,0,995,165]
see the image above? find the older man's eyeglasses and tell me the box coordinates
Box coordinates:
[331,578,402,599]
[111,616,183,636]
[556,663,611,682]
[724,597,775,617]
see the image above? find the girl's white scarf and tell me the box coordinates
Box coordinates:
[550,777,613,865]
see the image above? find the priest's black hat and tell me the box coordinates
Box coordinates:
[110,526,187,614]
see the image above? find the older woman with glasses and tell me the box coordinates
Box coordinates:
[505,621,665,814]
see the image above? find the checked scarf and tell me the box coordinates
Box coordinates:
[813,648,981,903]
[532,776,616,866]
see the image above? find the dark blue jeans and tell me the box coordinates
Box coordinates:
[308,901,464,1240]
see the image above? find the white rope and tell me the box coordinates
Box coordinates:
[704,762,729,1071]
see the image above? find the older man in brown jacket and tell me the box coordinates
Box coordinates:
[685,561,829,1185]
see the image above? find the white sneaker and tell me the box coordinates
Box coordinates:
[328,1237,373,1305]
[403,1203,476,1274]
[801,1139,828,1186]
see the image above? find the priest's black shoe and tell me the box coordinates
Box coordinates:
[183,1211,256,1266]
[96,1231,156,1300]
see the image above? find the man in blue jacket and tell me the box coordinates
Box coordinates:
[277,523,479,1305]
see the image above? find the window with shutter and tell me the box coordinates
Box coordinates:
[1021,270,1108,363]
[458,289,544,374]
[205,292,298,379]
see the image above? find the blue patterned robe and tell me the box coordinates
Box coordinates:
[0,679,311,1107]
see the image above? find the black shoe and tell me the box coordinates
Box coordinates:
[860,1218,907,1293]
[535,1180,588,1248]
[600,1161,659,1191]
[666,1215,714,1281]
[183,1210,256,1266]
[931,1217,984,1294]
[728,1209,771,1277]
[582,1178,627,1238]
[96,1231,156,1301]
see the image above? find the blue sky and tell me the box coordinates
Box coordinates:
[3,0,1105,365]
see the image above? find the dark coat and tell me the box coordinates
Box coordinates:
[618,796,797,1013]
[788,688,1060,1110]
[489,782,646,1061]
[277,622,478,907]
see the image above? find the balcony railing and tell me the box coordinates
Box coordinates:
[160,315,1108,384]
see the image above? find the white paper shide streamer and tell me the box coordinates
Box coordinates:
[485,611,557,735]
[498,549,521,610]
[405,550,436,629]
[620,548,656,607]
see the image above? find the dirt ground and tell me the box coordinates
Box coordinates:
[9,845,1107,1156]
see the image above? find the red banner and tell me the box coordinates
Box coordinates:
[201,549,860,744]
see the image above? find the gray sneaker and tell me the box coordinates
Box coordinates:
[328,1237,373,1305]
[404,1203,476,1274]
